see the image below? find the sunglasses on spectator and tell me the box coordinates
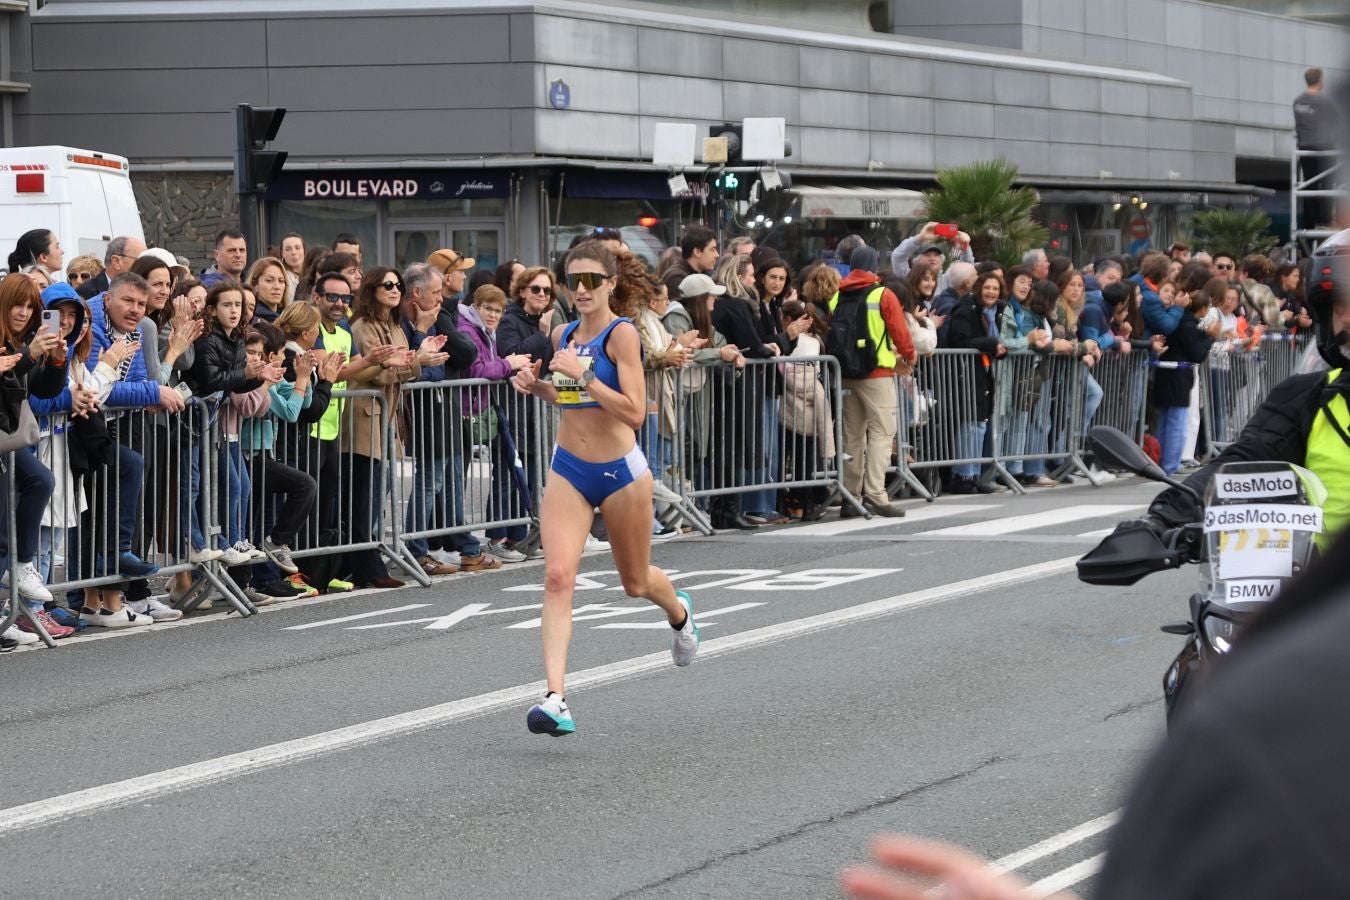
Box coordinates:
[380,281,404,292]
[1215,263,1234,270]
[526,284,554,297]
[566,272,610,292]
[69,272,93,283]
[321,292,351,303]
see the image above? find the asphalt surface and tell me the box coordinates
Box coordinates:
[0,476,1189,899]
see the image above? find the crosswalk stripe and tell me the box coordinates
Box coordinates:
[919,505,1143,537]
[770,504,1002,537]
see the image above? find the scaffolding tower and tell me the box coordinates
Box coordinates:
[1291,147,1345,251]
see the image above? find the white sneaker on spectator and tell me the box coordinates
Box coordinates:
[485,541,527,563]
[1087,466,1118,486]
[217,545,250,566]
[13,562,52,603]
[2,624,38,645]
[127,595,184,622]
[84,607,152,628]
[583,535,611,553]
[233,540,267,562]
[188,546,224,564]
[429,549,461,567]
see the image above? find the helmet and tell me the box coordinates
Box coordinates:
[1307,233,1350,367]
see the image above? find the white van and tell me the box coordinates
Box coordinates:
[0,146,143,277]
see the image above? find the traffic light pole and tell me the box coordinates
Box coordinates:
[233,102,287,261]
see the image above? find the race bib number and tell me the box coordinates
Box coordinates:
[553,355,595,406]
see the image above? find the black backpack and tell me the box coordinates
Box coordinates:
[826,284,880,378]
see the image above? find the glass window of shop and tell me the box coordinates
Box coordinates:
[269,200,378,263]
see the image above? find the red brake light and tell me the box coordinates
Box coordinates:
[16,173,44,193]
[637,216,659,228]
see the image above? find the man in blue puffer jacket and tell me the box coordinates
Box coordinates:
[75,273,187,625]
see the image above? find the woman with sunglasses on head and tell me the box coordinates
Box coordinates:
[512,243,700,737]
[65,255,103,290]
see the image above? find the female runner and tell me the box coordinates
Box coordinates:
[512,243,699,736]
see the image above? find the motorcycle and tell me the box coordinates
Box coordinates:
[1077,426,1326,724]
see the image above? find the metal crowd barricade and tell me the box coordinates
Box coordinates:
[1085,349,1150,446]
[1198,333,1314,462]
[389,378,551,568]
[636,364,714,535]
[675,355,862,520]
[895,349,1024,497]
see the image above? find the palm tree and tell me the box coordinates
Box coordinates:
[1190,208,1278,259]
[920,159,1048,269]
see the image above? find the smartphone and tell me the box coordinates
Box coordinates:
[174,383,193,402]
[41,309,60,337]
[934,223,960,240]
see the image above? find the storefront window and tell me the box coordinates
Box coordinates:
[269,200,378,262]
[387,198,507,218]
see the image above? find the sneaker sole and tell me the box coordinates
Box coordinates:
[526,706,576,736]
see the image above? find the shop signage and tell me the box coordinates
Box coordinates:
[549,79,572,110]
[265,170,510,201]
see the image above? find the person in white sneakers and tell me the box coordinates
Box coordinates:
[512,243,699,737]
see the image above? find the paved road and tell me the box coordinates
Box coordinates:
[0,477,1189,898]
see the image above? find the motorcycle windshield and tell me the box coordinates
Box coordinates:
[1203,463,1325,612]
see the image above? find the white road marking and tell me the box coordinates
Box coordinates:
[283,604,431,631]
[348,603,544,631]
[0,555,1080,836]
[920,505,1142,537]
[1028,852,1106,897]
[1077,527,1115,538]
[593,602,766,628]
[990,810,1119,873]
[773,504,1001,536]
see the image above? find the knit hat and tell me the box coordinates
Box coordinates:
[849,245,880,274]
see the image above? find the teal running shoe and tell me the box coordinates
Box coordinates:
[671,591,700,667]
[526,693,576,737]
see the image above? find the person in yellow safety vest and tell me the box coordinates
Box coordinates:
[827,245,918,519]
[1149,257,1350,548]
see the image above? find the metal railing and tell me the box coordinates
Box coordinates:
[2,338,1318,648]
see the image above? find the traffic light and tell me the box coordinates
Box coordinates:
[711,123,743,164]
[234,104,287,194]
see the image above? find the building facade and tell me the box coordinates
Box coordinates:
[5,0,1345,270]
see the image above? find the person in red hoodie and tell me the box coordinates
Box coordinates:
[830,245,916,518]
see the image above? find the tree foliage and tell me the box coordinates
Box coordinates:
[1190,208,1278,260]
[919,159,1048,269]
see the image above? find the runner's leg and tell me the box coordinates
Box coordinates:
[538,475,594,695]
[600,472,682,624]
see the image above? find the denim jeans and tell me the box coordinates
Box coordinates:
[220,441,249,547]
[405,454,447,559]
[443,445,482,558]
[1156,405,1190,475]
[1081,371,1104,435]
[954,420,989,478]
[0,448,55,565]
[180,440,207,551]
[743,393,780,514]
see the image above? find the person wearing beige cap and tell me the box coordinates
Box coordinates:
[139,247,189,284]
[426,248,475,321]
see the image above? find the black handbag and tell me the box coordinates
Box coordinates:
[67,413,116,476]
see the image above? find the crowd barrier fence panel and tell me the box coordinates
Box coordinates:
[388,379,550,569]
[675,355,864,518]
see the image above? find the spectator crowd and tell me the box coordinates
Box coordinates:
[0,218,1315,647]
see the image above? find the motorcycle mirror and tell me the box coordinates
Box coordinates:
[1160,621,1195,636]
[1088,426,1200,499]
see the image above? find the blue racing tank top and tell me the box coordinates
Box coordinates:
[554,317,632,409]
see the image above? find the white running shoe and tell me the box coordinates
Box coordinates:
[583,535,611,553]
[2,623,39,645]
[188,546,224,564]
[485,541,527,563]
[671,591,700,667]
[13,562,53,603]
[429,549,461,567]
[234,540,266,561]
[83,607,152,628]
[1088,466,1118,485]
[217,545,250,566]
[127,595,184,622]
[526,693,576,736]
